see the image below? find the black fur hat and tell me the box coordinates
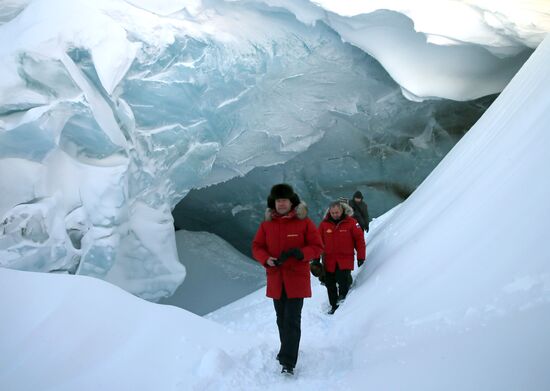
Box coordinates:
[267,183,301,209]
[353,190,363,199]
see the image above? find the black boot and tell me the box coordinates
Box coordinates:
[281,365,294,375]
[327,305,339,315]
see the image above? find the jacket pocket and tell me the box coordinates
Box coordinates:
[284,233,303,249]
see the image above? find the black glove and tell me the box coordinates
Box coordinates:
[358,259,365,267]
[273,251,290,266]
[280,248,304,261]
[287,247,304,260]
[274,248,304,266]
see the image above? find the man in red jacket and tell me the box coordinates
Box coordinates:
[318,200,366,314]
[252,183,323,375]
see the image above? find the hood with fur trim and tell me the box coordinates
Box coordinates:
[265,202,308,221]
[323,201,354,220]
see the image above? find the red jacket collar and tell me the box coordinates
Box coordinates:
[271,208,297,220]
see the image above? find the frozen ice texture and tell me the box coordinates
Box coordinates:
[0,0,548,299]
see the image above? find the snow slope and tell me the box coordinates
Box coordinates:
[335,30,550,389]
[0,267,255,390]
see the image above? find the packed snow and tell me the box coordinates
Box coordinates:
[1,32,550,390]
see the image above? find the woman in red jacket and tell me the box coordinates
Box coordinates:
[318,200,366,314]
[252,184,323,375]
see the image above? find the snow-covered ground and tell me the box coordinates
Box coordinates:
[1,32,550,390]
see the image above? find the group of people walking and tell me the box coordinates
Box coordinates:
[252,183,369,375]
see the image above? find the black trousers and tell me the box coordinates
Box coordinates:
[273,287,304,369]
[325,264,351,308]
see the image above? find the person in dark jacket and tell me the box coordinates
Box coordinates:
[252,184,323,375]
[318,200,366,314]
[349,190,370,232]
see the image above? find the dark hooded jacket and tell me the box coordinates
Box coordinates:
[349,191,370,231]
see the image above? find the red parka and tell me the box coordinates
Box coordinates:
[252,203,323,299]
[319,206,366,273]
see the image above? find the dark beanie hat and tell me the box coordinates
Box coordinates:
[353,190,363,199]
[267,183,301,209]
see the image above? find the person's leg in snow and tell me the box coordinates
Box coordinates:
[273,287,303,373]
[324,270,339,313]
[336,266,351,303]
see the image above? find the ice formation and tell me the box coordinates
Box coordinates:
[0,0,548,299]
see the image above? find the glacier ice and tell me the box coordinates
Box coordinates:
[312,0,550,50]
[253,0,548,100]
[172,63,496,256]
[159,230,264,315]
[0,0,547,300]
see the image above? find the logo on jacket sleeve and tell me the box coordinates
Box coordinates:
[326,229,333,233]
